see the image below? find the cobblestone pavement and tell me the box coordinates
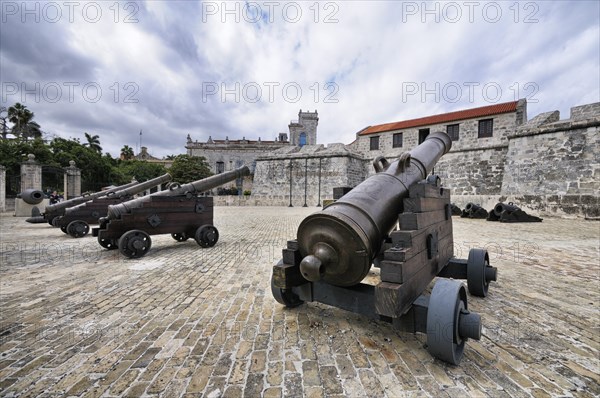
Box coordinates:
[0,207,599,398]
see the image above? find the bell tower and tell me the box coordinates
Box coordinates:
[289,109,318,146]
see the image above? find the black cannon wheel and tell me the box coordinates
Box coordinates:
[427,279,469,365]
[60,225,68,234]
[98,237,118,250]
[271,270,303,308]
[171,232,189,242]
[467,249,491,297]
[49,216,60,227]
[118,230,152,258]
[67,220,90,238]
[195,225,219,248]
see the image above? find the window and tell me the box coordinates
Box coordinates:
[216,161,224,174]
[478,119,494,138]
[370,136,379,150]
[393,133,403,148]
[446,124,459,141]
[418,128,430,144]
[299,132,307,147]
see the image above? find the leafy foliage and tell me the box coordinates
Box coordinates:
[84,132,102,153]
[7,103,41,140]
[114,160,167,183]
[168,155,212,184]
[0,103,174,194]
[120,145,134,160]
[49,137,116,192]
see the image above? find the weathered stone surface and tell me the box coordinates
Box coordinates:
[0,207,598,397]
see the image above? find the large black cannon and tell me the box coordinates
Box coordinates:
[55,174,173,238]
[18,189,45,205]
[487,201,543,222]
[271,132,498,365]
[461,202,489,219]
[27,180,140,225]
[93,166,250,258]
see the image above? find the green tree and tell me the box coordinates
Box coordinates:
[120,145,134,160]
[0,106,8,139]
[7,103,41,140]
[0,137,56,194]
[116,160,167,183]
[168,155,212,184]
[49,137,115,191]
[84,132,102,153]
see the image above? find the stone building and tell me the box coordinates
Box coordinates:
[288,110,319,146]
[134,147,173,168]
[250,143,365,207]
[186,110,319,174]
[351,99,527,175]
[245,99,599,218]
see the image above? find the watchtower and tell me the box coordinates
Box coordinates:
[289,110,318,147]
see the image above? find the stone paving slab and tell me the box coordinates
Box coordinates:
[0,207,598,397]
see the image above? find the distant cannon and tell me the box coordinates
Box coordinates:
[460,202,489,219]
[55,174,172,238]
[18,189,45,205]
[450,203,463,216]
[271,132,498,365]
[26,180,140,225]
[93,166,250,258]
[487,201,543,223]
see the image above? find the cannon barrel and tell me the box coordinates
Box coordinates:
[43,180,139,216]
[462,203,488,218]
[297,131,452,287]
[18,189,45,204]
[64,173,172,216]
[493,202,520,216]
[110,173,172,199]
[107,166,251,220]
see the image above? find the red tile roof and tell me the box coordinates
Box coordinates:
[360,100,519,135]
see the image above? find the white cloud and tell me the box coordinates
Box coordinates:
[1,0,598,157]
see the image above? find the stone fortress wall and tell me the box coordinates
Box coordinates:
[183,102,598,218]
[250,144,366,207]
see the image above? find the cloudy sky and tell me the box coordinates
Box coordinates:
[1,1,598,158]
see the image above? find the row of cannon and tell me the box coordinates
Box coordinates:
[451,202,543,222]
[23,132,500,365]
[25,167,250,258]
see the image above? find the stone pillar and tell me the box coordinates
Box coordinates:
[20,154,42,191]
[0,165,5,212]
[64,160,81,199]
[16,154,47,216]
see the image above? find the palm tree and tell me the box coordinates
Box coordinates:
[120,145,134,160]
[0,106,8,139]
[7,103,41,140]
[84,132,102,153]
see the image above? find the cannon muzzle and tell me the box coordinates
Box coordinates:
[18,189,45,205]
[297,132,452,287]
[107,166,250,220]
[64,173,172,216]
[493,202,520,216]
[461,203,488,219]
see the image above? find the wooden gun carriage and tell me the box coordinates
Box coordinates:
[55,174,172,238]
[271,132,498,364]
[93,166,250,258]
